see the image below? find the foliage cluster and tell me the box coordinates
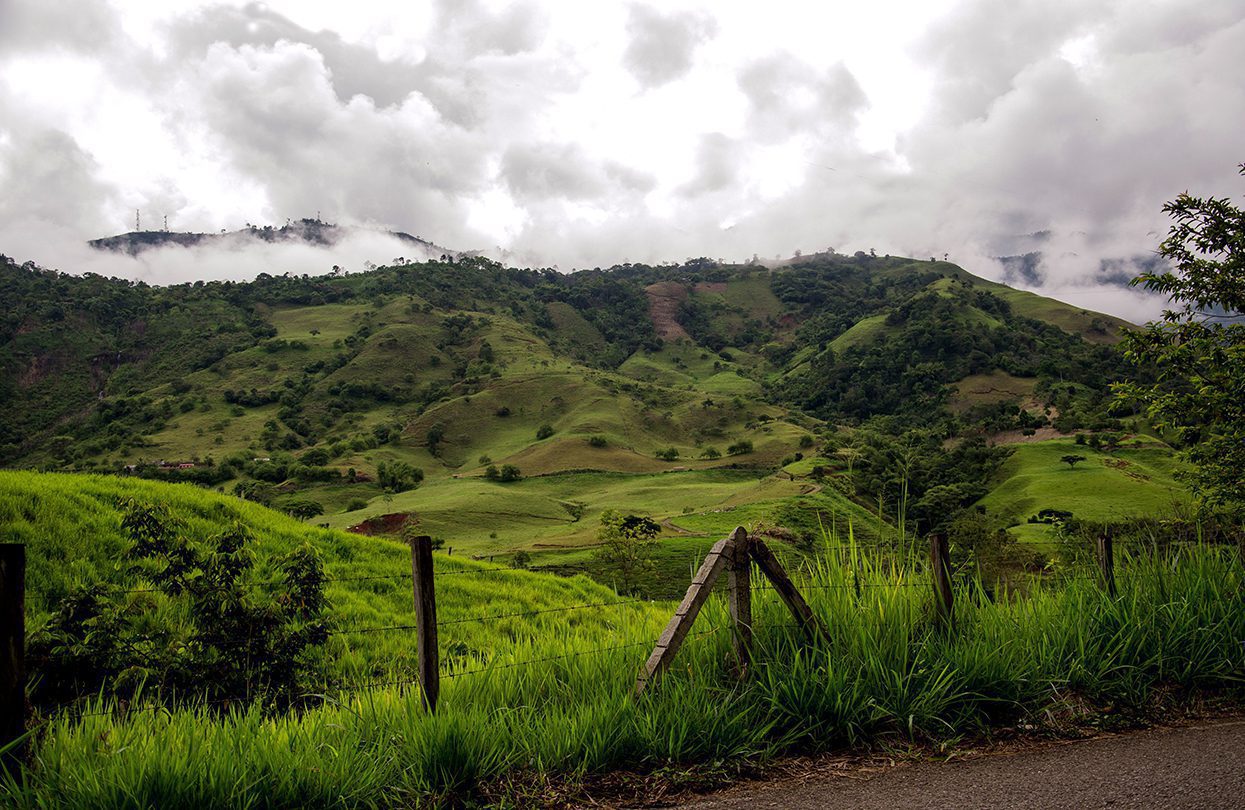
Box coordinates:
[8,543,1245,807]
[592,510,661,594]
[1115,165,1245,513]
[29,499,329,710]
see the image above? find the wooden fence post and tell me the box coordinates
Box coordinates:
[726,528,752,674]
[635,530,738,696]
[1097,532,1117,598]
[409,535,439,713]
[929,533,953,626]
[0,544,25,768]
[749,538,832,645]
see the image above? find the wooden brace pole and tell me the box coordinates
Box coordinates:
[930,533,953,627]
[726,528,752,673]
[634,529,739,696]
[749,538,831,646]
[409,535,439,713]
[0,544,25,770]
[1097,531,1116,598]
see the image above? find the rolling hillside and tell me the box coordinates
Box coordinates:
[0,248,1176,580]
[976,436,1190,544]
[0,470,665,680]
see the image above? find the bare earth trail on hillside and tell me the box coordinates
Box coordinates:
[665,719,1245,810]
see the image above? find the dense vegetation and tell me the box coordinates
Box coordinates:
[4,489,1242,806]
[1116,164,1245,514]
[0,246,1145,557]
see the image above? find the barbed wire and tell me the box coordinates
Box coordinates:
[43,538,1240,723]
[331,598,654,637]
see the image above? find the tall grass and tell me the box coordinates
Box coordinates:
[0,471,662,686]
[6,542,1243,808]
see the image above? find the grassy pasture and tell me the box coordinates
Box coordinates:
[324,468,812,557]
[830,314,891,352]
[969,277,1130,342]
[7,539,1243,808]
[977,438,1190,534]
[949,370,1040,413]
[0,471,657,681]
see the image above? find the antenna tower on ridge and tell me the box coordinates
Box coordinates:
[163,215,168,232]
[135,209,140,231]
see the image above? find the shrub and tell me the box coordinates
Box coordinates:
[483,465,500,481]
[426,423,446,456]
[588,435,608,448]
[280,498,324,519]
[592,510,661,595]
[700,447,722,459]
[655,447,680,461]
[343,498,368,512]
[498,464,522,482]
[300,447,330,466]
[727,439,754,456]
[536,424,555,440]
[377,460,424,493]
[27,500,328,710]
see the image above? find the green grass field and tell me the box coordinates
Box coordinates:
[5,523,1242,808]
[0,471,669,682]
[977,438,1190,537]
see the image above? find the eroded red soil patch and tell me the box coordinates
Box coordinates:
[645,281,692,341]
[348,512,417,536]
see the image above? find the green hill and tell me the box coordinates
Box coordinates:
[0,249,1176,575]
[976,437,1191,545]
[0,470,665,680]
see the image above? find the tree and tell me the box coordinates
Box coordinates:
[1060,455,1087,469]
[282,498,325,519]
[536,423,554,440]
[727,439,753,456]
[592,510,660,594]
[498,464,522,482]
[426,423,446,456]
[1116,164,1245,511]
[377,460,424,492]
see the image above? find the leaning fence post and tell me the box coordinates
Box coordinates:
[726,527,752,675]
[749,537,832,645]
[929,533,953,626]
[635,530,738,696]
[0,544,25,768]
[409,535,439,713]
[1097,531,1117,598]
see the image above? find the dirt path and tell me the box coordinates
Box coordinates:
[671,720,1245,809]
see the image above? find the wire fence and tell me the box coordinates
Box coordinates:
[27,532,1243,724]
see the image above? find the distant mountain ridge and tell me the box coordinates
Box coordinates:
[88,218,457,258]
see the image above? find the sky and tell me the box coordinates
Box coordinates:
[1,0,1243,322]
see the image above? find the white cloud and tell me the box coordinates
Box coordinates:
[1,0,1243,322]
